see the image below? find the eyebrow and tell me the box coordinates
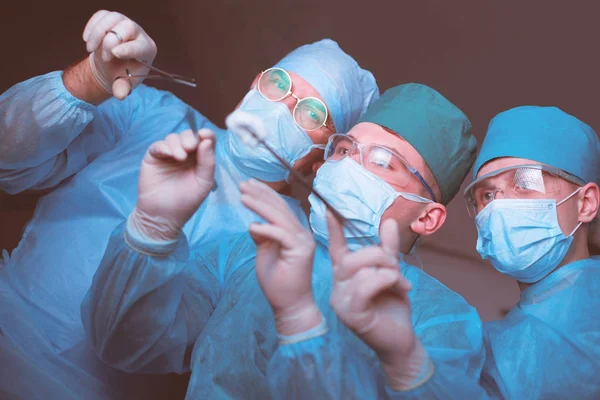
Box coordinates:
[349,133,400,152]
[476,175,506,190]
[380,129,410,158]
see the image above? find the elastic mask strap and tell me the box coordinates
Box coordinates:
[557,187,583,206]
[568,221,583,237]
[409,236,424,270]
[556,187,584,237]
[398,192,433,204]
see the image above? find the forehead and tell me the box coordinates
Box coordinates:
[287,71,323,101]
[348,122,426,166]
[477,157,541,178]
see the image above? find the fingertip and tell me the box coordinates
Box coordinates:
[198,136,214,152]
[150,143,172,158]
[240,193,251,206]
[381,268,399,280]
[174,148,188,161]
[197,128,215,139]
[112,46,126,58]
[381,218,398,232]
[248,221,262,232]
[181,130,198,150]
[112,81,129,100]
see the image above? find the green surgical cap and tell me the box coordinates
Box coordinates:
[473,106,600,185]
[358,83,476,205]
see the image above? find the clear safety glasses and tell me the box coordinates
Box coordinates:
[464,164,585,217]
[257,67,330,132]
[324,134,438,202]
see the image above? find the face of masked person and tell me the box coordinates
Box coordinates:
[227,71,334,183]
[473,157,588,283]
[308,122,445,253]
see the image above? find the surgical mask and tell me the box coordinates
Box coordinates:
[309,157,432,251]
[227,89,323,182]
[475,188,583,283]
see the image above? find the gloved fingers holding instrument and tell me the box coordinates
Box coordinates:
[83,9,157,99]
[130,129,216,242]
[239,179,322,337]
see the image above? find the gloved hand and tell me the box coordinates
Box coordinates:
[83,10,157,99]
[327,212,432,391]
[240,179,322,336]
[130,129,216,243]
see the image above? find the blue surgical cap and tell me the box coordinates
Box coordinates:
[274,39,379,133]
[474,106,600,185]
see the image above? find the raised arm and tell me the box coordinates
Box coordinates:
[0,10,158,193]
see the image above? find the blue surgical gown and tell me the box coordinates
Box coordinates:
[481,256,600,399]
[182,240,488,399]
[0,72,305,397]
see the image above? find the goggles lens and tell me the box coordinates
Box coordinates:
[465,166,565,217]
[325,134,412,188]
[258,68,328,132]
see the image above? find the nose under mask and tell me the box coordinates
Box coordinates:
[475,188,583,283]
[309,157,432,251]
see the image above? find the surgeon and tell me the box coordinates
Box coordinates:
[463,106,600,399]
[232,84,489,399]
[0,9,377,399]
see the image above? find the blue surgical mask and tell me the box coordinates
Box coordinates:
[475,188,583,283]
[227,89,323,182]
[309,157,432,251]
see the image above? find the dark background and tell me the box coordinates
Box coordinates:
[2,0,599,310]
[0,1,598,396]
[2,1,599,253]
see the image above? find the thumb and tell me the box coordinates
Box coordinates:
[112,77,131,100]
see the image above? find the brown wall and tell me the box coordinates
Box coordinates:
[2,1,599,321]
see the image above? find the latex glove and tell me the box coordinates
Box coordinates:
[327,212,432,390]
[240,179,322,336]
[130,129,216,242]
[83,10,157,99]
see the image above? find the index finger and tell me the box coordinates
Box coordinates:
[83,10,109,41]
[326,210,348,269]
[240,180,303,231]
[380,218,401,259]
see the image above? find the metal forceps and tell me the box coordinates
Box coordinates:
[115,59,197,88]
[233,121,378,249]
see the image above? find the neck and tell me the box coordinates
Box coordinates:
[518,229,590,292]
[264,180,291,196]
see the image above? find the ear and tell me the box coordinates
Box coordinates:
[578,182,600,223]
[312,160,325,174]
[410,202,447,236]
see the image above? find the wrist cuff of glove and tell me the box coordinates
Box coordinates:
[385,341,434,392]
[277,315,328,345]
[125,213,181,256]
[88,53,113,94]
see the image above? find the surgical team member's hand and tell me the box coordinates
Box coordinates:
[83,10,157,99]
[240,179,322,336]
[327,212,431,390]
[130,129,216,242]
